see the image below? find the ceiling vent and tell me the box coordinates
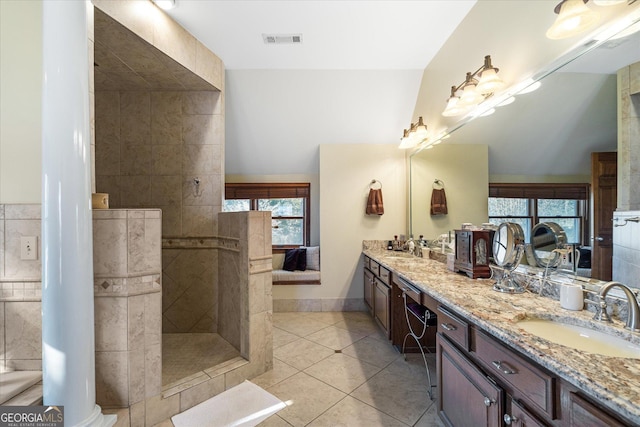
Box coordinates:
[262,34,303,45]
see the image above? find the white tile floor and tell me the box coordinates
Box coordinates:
[154,311,444,427]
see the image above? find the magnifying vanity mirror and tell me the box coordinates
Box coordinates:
[492,222,526,294]
[530,222,568,268]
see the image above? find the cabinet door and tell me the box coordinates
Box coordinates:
[567,392,627,427]
[364,268,374,313]
[374,279,389,336]
[437,333,503,427]
[504,398,548,427]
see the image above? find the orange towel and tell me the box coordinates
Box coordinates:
[430,188,448,215]
[366,188,384,215]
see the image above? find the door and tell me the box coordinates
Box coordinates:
[591,152,617,280]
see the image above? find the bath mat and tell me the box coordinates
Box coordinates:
[171,380,286,427]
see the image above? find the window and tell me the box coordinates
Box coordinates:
[488,183,589,245]
[224,183,311,248]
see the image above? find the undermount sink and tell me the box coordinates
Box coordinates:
[516,318,640,359]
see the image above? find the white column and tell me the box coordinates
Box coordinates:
[41,1,114,426]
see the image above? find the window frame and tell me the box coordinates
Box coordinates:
[489,183,590,245]
[224,182,311,249]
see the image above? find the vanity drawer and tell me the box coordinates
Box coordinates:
[474,329,556,419]
[379,266,391,286]
[437,305,470,351]
[363,255,371,270]
[395,276,422,305]
[369,260,380,277]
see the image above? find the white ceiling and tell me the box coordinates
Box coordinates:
[165,0,476,70]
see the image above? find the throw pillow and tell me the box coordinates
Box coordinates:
[283,249,299,271]
[302,246,320,270]
[296,248,307,271]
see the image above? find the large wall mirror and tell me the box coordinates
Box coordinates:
[409,14,640,288]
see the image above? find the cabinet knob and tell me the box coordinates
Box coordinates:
[504,414,519,425]
[483,397,495,407]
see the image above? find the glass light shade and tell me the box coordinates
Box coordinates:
[442,96,466,117]
[414,117,428,139]
[399,134,419,149]
[476,68,504,94]
[546,0,600,40]
[458,83,484,107]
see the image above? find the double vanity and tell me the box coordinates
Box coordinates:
[362,245,640,427]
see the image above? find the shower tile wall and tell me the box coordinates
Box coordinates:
[0,204,43,372]
[93,209,162,407]
[95,89,224,333]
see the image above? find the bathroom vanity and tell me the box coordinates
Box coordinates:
[362,249,640,427]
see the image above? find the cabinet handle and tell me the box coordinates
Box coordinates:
[503,414,519,425]
[492,360,516,375]
[441,323,457,331]
[483,397,495,407]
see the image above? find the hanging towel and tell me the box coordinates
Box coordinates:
[366,188,384,215]
[430,188,448,215]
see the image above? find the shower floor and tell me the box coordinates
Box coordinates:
[162,333,241,386]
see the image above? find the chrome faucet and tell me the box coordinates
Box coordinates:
[597,281,640,332]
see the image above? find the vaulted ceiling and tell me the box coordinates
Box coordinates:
[160,0,640,177]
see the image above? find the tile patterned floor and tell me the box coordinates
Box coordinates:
[257,311,444,427]
[162,333,240,385]
[156,311,444,427]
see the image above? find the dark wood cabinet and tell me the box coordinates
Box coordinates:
[374,278,389,335]
[363,254,637,427]
[504,398,548,427]
[437,333,503,427]
[454,229,491,278]
[363,255,391,338]
[364,267,374,313]
[566,392,628,427]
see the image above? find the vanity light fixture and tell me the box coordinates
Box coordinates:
[152,0,176,10]
[441,55,504,117]
[546,0,600,40]
[399,116,429,149]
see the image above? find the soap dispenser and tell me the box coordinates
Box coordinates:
[407,235,415,255]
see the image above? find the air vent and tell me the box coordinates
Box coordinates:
[262,34,303,45]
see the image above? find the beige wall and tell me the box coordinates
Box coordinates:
[0,0,42,203]
[410,144,489,239]
[273,144,406,303]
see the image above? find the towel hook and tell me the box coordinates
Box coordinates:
[433,179,445,189]
[370,179,382,189]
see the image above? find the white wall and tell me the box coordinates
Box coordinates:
[0,0,42,203]
[410,144,488,239]
[273,144,406,300]
[224,69,422,175]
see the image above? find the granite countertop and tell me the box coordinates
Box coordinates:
[363,249,640,424]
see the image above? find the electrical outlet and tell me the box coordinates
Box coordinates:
[20,236,38,260]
